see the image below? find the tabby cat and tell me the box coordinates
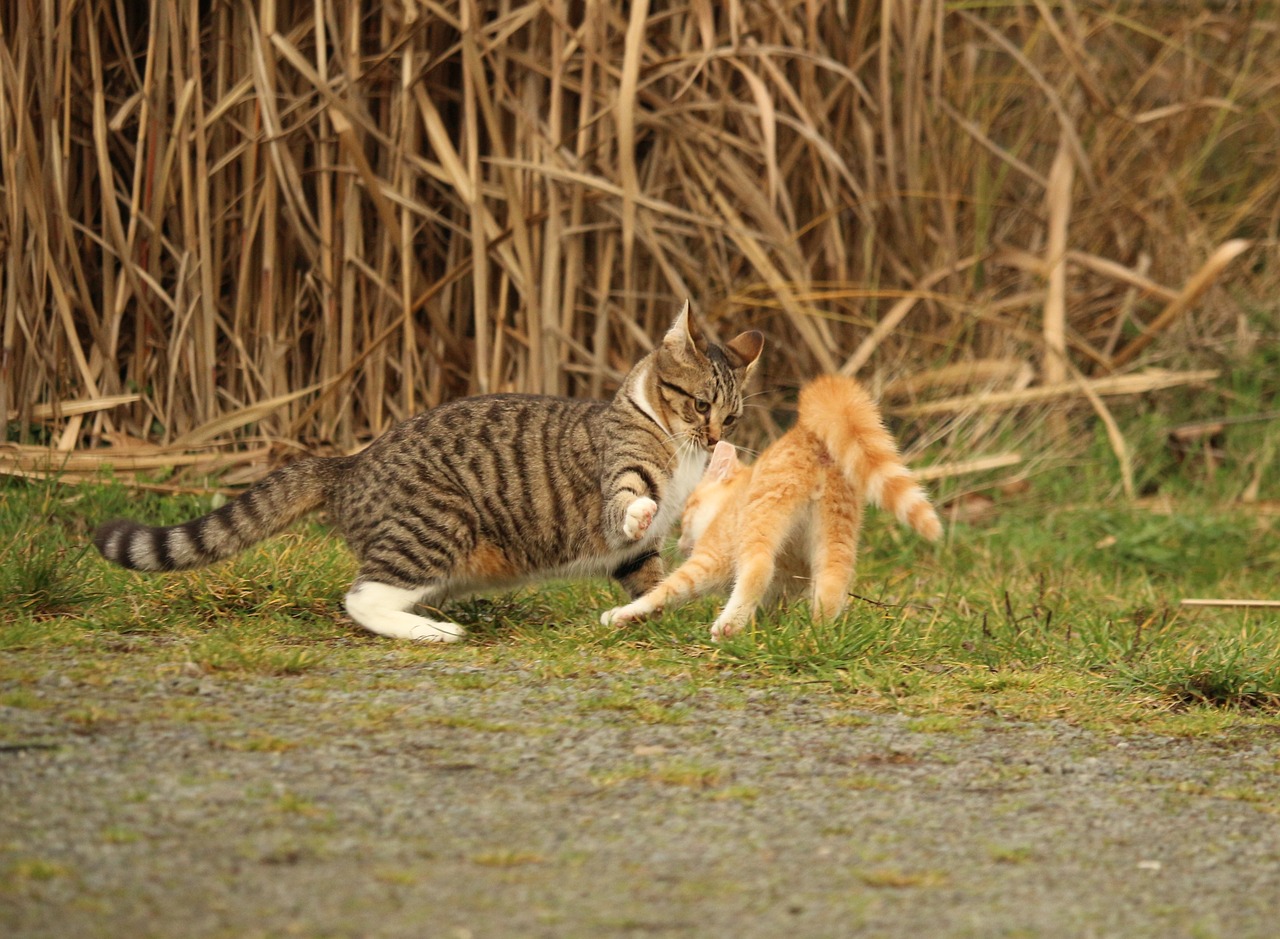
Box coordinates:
[94,302,764,642]
[601,374,941,640]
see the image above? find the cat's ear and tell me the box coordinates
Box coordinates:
[707,440,740,481]
[664,299,707,358]
[725,330,764,371]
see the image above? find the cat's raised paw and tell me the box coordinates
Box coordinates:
[623,497,658,541]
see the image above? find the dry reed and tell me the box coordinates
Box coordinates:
[0,1,1275,484]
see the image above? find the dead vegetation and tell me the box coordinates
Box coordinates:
[0,1,1274,483]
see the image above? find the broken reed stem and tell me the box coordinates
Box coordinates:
[888,370,1221,418]
[912,452,1023,482]
[1042,140,1073,440]
[1180,599,1280,610]
[1109,240,1253,369]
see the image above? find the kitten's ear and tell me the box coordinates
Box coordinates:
[707,440,740,481]
[664,299,707,357]
[725,330,764,370]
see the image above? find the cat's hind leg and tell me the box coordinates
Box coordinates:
[709,482,810,641]
[344,580,464,642]
[809,486,865,621]
[711,527,797,641]
[611,550,664,599]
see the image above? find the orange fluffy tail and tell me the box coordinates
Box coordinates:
[797,375,943,541]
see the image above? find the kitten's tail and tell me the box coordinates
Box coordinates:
[94,456,342,571]
[798,375,943,541]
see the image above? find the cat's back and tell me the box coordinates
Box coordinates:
[375,394,602,460]
[747,425,835,498]
[331,392,621,566]
[348,393,609,498]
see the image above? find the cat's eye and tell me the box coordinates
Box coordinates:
[694,399,711,415]
[724,414,738,427]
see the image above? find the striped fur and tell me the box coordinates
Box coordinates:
[94,458,342,571]
[602,374,941,640]
[93,301,764,641]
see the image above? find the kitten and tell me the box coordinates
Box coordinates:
[602,374,941,640]
[94,302,763,642]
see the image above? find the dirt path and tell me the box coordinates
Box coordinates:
[3,654,1279,938]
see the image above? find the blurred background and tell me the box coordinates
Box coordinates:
[1,0,1275,496]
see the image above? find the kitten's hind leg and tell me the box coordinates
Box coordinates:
[710,499,807,642]
[344,580,464,642]
[810,489,865,621]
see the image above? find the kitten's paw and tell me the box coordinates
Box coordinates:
[602,598,657,626]
[622,497,658,541]
[710,616,745,642]
[601,604,639,627]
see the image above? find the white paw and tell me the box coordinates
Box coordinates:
[410,621,464,643]
[622,497,658,541]
[601,603,644,627]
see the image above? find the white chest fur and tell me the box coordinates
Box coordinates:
[647,445,708,542]
[553,444,708,581]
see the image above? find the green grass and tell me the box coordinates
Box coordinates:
[1,438,1278,738]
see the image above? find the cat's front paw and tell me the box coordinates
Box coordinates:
[601,603,642,627]
[622,497,658,541]
[710,614,745,642]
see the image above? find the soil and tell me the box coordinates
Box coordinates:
[3,651,1279,938]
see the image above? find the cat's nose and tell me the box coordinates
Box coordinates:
[706,434,720,448]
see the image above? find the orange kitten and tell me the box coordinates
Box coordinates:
[601,374,942,640]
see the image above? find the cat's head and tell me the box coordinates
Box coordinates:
[677,440,745,554]
[648,300,764,451]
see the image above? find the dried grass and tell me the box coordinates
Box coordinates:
[1,2,1275,485]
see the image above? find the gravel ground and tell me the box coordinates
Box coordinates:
[3,653,1279,939]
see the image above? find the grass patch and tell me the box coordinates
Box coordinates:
[2,450,1279,738]
[1109,638,1280,711]
[589,757,728,791]
[184,633,328,677]
[3,858,72,889]
[470,850,546,868]
[714,610,884,676]
[579,689,691,725]
[856,868,949,889]
[988,845,1036,865]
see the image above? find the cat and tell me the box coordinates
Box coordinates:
[601,374,941,640]
[94,301,763,642]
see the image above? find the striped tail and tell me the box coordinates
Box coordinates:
[797,375,943,541]
[93,457,336,571]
